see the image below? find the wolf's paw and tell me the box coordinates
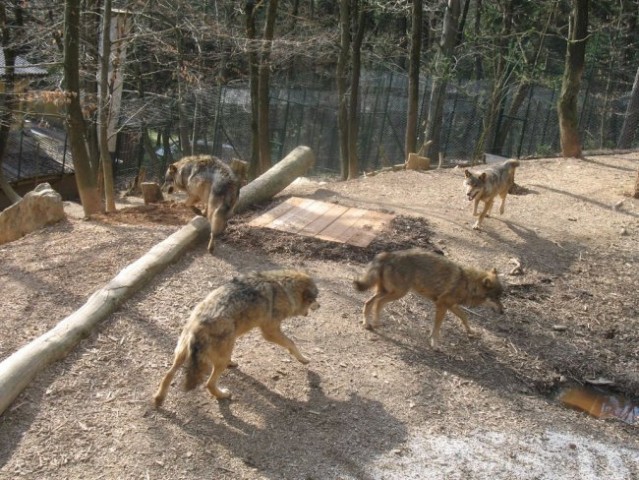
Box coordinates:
[153,394,165,409]
[227,360,238,368]
[214,388,232,400]
[297,355,310,365]
[363,321,375,331]
[472,222,481,230]
[428,333,442,350]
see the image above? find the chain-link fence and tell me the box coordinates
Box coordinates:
[6,69,638,189]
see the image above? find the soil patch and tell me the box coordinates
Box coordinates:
[1,154,638,479]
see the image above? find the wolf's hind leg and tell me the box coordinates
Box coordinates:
[363,289,407,330]
[154,346,188,408]
[205,341,235,399]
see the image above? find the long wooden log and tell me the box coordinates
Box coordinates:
[235,145,315,213]
[0,217,209,416]
[0,146,315,416]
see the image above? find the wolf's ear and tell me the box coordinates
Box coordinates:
[464,169,471,177]
[168,164,178,174]
[490,267,498,275]
[480,172,487,181]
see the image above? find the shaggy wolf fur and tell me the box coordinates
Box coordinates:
[463,159,520,230]
[153,270,320,407]
[354,248,504,349]
[162,155,247,252]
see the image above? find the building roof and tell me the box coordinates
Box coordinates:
[0,48,48,78]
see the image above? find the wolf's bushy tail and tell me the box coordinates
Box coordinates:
[183,335,208,391]
[354,253,389,291]
[507,159,521,168]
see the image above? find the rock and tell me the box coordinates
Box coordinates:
[0,183,65,245]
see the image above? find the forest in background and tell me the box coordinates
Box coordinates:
[1,1,639,214]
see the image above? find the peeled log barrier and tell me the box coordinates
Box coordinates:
[235,145,315,214]
[0,146,315,417]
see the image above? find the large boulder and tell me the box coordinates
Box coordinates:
[0,183,66,245]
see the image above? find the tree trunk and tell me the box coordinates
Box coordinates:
[405,0,423,158]
[558,0,589,158]
[82,0,101,169]
[492,2,556,155]
[424,0,461,159]
[617,65,639,149]
[0,3,22,205]
[64,0,103,216]
[257,0,279,175]
[98,0,116,213]
[473,0,513,161]
[492,82,530,154]
[473,0,483,79]
[347,2,364,180]
[336,0,350,180]
[245,1,260,179]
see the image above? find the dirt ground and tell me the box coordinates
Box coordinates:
[1,153,638,479]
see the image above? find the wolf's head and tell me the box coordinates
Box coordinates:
[463,170,487,201]
[162,163,179,194]
[481,268,505,314]
[299,275,320,316]
[283,271,320,316]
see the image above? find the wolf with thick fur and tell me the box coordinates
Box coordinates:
[354,248,504,348]
[463,159,520,230]
[153,270,319,407]
[162,155,247,252]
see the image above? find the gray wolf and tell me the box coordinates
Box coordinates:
[153,269,320,406]
[463,159,520,230]
[162,155,248,252]
[354,248,504,349]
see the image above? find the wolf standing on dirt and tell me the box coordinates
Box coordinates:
[153,270,320,407]
[162,155,247,253]
[463,159,520,230]
[354,248,504,349]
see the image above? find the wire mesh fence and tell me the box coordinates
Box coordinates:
[5,69,638,190]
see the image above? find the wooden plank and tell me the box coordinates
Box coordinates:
[248,197,305,228]
[249,197,395,247]
[267,198,325,233]
[343,211,395,247]
[297,203,350,237]
[314,207,369,243]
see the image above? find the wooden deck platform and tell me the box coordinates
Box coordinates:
[248,197,395,247]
